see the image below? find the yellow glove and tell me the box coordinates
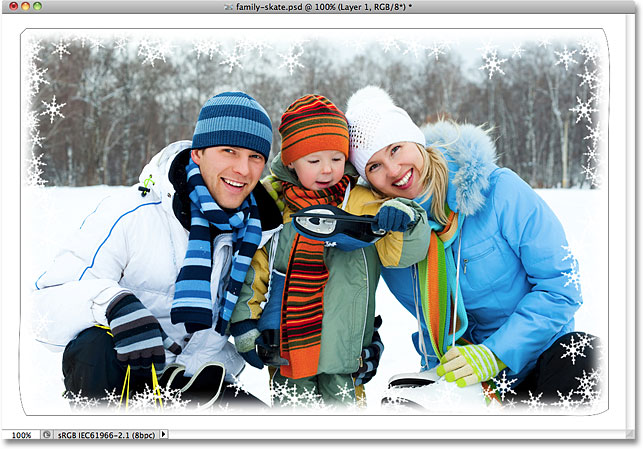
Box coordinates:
[436,344,507,387]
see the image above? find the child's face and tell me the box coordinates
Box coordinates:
[288,150,346,190]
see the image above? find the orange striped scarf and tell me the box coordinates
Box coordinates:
[279,175,350,379]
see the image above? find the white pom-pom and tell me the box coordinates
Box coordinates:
[346,86,395,113]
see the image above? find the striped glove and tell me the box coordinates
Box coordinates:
[436,344,506,387]
[373,199,417,232]
[106,294,181,372]
[261,175,285,212]
[353,315,384,386]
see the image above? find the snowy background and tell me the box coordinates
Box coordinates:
[19,27,609,415]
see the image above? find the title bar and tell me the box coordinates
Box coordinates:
[1,0,636,14]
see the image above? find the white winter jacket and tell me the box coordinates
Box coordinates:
[32,141,282,380]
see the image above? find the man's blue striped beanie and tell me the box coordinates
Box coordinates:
[191,92,273,160]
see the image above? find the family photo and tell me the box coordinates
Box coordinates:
[21,28,608,415]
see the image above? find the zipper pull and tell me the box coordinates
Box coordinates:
[463,259,468,274]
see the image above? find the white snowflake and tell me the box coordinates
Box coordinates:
[191,38,221,60]
[560,334,588,365]
[227,374,249,398]
[426,42,446,61]
[569,96,598,123]
[278,44,305,75]
[537,38,551,48]
[577,66,599,89]
[574,369,602,407]
[219,46,245,73]
[550,390,579,411]
[502,397,517,409]
[28,129,45,149]
[402,39,423,59]
[581,163,601,188]
[561,245,582,293]
[554,45,578,71]
[25,150,47,187]
[102,388,122,409]
[575,368,603,408]
[51,37,71,59]
[576,333,596,352]
[335,383,355,402]
[25,38,44,63]
[64,390,97,410]
[491,372,517,401]
[26,62,49,102]
[481,383,498,402]
[138,38,173,67]
[31,308,52,338]
[114,37,129,53]
[521,391,546,411]
[583,145,599,164]
[25,110,41,131]
[89,37,105,51]
[583,123,603,148]
[579,39,600,66]
[251,41,272,58]
[40,95,66,123]
[479,50,507,79]
[477,42,498,58]
[27,63,49,90]
[511,43,524,59]
[379,37,400,53]
[72,33,90,48]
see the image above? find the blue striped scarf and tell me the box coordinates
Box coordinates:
[171,157,262,335]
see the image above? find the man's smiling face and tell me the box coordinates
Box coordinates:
[191,146,265,209]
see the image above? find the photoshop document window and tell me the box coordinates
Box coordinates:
[1,0,635,441]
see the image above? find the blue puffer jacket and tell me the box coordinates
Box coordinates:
[381,121,582,383]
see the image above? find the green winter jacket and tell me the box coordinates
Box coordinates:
[230,155,430,375]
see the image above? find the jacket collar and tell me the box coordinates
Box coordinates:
[422,121,498,217]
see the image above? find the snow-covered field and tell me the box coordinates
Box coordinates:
[19,185,608,414]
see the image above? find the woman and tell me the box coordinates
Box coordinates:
[344,86,598,401]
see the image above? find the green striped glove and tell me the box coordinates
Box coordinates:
[436,344,507,387]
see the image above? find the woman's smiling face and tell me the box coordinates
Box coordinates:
[364,141,425,199]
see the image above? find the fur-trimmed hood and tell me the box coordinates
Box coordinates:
[422,121,498,217]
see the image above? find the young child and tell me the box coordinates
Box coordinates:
[229,95,430,406]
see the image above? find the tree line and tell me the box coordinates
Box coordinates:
[29,38,601,188]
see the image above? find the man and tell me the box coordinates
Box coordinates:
[33,92,283,408]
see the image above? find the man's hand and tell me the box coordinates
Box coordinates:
[106,294,181,372]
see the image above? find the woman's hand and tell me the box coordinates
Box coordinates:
[436,344,506,387]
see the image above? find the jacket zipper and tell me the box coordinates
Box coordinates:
[358,248,369,368]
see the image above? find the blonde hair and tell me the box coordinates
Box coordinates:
[366,143,449,225]
[416,144,449,225]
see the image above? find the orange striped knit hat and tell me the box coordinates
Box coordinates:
[278,94,349,166]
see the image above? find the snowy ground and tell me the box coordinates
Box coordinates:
[19,185,608,415]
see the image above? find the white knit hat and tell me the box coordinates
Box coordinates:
[345,86,426,180]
